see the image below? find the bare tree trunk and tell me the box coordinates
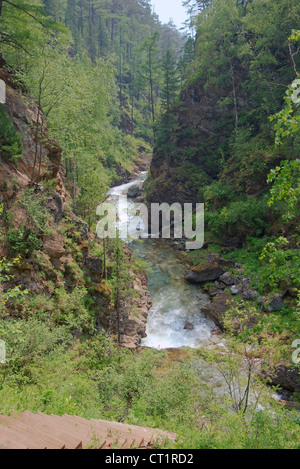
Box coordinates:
[289,41,299,77]
[231,63,239,132]
[103,238,107,281]
[73,135,77,211]
[119,27,123,108]
[31,67,46,183]
[37,114,44,183]
[31,105,41,183]
[149,48,155,125]
[111,18,115,42]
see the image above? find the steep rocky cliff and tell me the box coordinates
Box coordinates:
[0,63,151,350]
[147,75,237,204]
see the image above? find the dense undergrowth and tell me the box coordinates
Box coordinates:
[0,323,300,449]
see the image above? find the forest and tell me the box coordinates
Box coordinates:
[0,0,299,450]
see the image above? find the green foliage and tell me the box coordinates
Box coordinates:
[1,0,300,452]
[1,324,299,448]
[262,30,300,297]
[177,37,195,84]
[0,317,71,377]
[7,225,43,255]
[259,236,300,291]
[0,205,28,314]
[0,0,185,228]
[0,104,22,161]
[269,29,300,145]
[267,160,300,223]
[155,48,181,171]
[178,162,212,195]
[206,196,271,238]
[270,78,300,144]
[178,406,300,449]
[52,285,95,334]
[0,257,28,315]
[19,188,49,232]
[154,0,300,211]
[204,181,234,210]
[0,0,64,58]
[7,188,49,255]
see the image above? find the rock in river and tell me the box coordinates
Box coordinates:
[185,262,224,284]
[201,292,235,331]
[184,321,194,331]
[127,183,142,198]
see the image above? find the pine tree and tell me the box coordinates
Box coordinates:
[156,49,180,176]
[141,31,160,133]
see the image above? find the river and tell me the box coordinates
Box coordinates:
[106,173,289,408]
[106,172,215,350]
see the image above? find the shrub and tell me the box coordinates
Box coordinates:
[6,188,49,256]
[259,236,300,291]
[0,104,22,162]
[204,181,234,210]
[7,224,43,255]
[206,196,271,238]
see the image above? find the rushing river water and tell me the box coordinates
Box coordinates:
[106,174,291,409]
[106,172,215,350]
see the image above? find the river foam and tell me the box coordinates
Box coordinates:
[106,172,215,350]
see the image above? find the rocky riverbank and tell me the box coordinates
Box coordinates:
[182,251,300,395]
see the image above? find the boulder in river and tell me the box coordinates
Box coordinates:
[201,292,235,331]
[185,262,224,284]
[127,183,143,198]
[184,321,194,331]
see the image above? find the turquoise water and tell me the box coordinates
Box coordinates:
[106,173,214,349]
[132,239,214,349]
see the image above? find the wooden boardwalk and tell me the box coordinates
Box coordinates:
[0,411,176,449]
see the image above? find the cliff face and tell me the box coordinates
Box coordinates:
[146,62,279,209]
[0,65,63,192]
[147,76,242,205]
[0,64,151,349]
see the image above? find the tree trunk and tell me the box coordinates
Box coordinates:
[31,105,41,183]
[119,28,123,108]
[73,136,77,211]
[231,63,239,132]
[103,238,107,281]
[37,115,44,183]
[148,49,155,125]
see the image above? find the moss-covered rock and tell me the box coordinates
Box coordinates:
[185,262,224,284]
